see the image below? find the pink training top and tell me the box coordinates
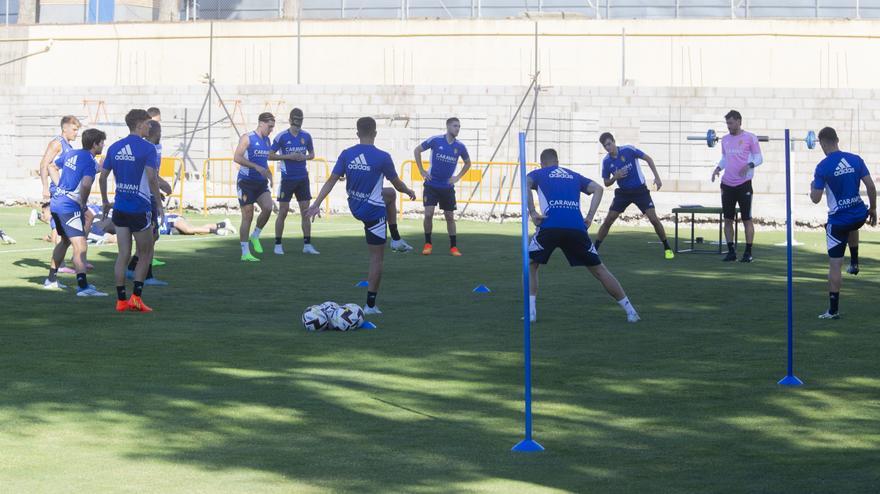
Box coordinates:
[719,131,763,187]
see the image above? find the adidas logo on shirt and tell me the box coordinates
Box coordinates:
[63,155,78,170]
[833,159,856,177]
[115,144,136,162]
[548,167,574,179]
[348,154,371,171]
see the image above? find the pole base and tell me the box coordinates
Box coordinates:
[511,439,545,452]
[778,375,804,386]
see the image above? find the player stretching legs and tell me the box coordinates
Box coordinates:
[526,149,639,324]
[306,117,417,315]
[810,127,877,319]
[235,113,275,261]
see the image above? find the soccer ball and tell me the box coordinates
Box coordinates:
[318,301,340,319]
[331,304,365,331]
[302,306,329,332]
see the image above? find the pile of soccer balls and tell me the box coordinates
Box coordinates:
[302,301,366,332]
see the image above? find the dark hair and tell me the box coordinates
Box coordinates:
[357,116,377,134]
[599,132,615,145]
[81,128,106,150]
[290,108,304,120]
[258,112,275,123]
[60,115,81,127]
[818,127,839,144]
[540,148,558,164]
[446,117,460,126]
[147,107,161,117]
[124,109,151,132]
[724,110,742,121]
[147,120,161,142]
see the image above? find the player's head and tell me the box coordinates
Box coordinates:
[82,128,106,155]
[125,109,152,137]
[599,132,616,154]
[725,110,742,134]
[257,112,276,136]
[60,115,81,140]
[540,148,559,168]
[147,107,161,121]
[290,108,304,129]
[446,117,460,137]
[356,116,377,142]
[146,120,162,145]
[818,126,839,156]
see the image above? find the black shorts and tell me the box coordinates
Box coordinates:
[51,211,85,239]
[529,228,602,267]
[826,218,866,258]
[278,178,311,203]
[423,184,457,211]
[721,181,753,220]
[112,209,152,232]
[237,180,270,206]
[361,217,387,245]
[609,186,655,214]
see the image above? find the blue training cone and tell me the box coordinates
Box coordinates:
[355,280,369,287]
[359,321,378,330]
[473,284,491,293]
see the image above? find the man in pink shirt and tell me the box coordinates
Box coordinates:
[711,110,763,262]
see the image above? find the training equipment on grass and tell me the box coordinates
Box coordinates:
[330,304,364,332]
[778,129,805,387]
[359,321,378,330]
[355,280,369,287]
[302,306,330,332]
[472,284,491,293]
[686,129,817,149]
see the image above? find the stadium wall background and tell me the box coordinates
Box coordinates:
[2,18,879,222]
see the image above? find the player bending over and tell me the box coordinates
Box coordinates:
[810,127,877,319]
[306,117,416,315]
[526,148,640,323]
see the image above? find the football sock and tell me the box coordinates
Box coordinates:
[251,227,262,238]
[76,273,88,290]
[745,243,753,255]
[304,236,311,245]
[116,286,126,301]
[48,267,58,283]
[450,235,457,248]
[727,242,735,253]
[425,233,432,244]
[275,237,282,245]
[389,224,401,241]
[241,242,250,256]
[850,246,859,265]
[617,296,637,316]
[595,239,603,250]
[133,281,144,297]
[662,238,671,250]
[128,255,139,271]
[829,292,840,314]
[366,291,377,308]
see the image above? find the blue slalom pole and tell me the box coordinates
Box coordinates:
[779,129,803,387]
[512,132,544,452]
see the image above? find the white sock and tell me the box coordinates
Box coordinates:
[241,242,250,256]
[251,227,262,238]
[529,295,536,315]
[617,296,637,316]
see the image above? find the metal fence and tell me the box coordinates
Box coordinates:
[2,0,18,25]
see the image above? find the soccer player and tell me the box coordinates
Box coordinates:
[270,108,318,255]
[147,107,161,121]
[157,214,236,236]
[35,116,81,226]
[0,228,15,244]
[43,128,107,296]
[810,127,877,319]
[526,148,640,324]
[99,109,162,312]
[413,117,471,256]
[710,110,763,263]
[306,117,417,315]
[594,132,674,259]
[234,112,275,261]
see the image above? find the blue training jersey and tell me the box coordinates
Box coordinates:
[812,151,870,226]
[528,165,594,232]
[272,129,313,181]
[50,149,98,214]
[238,131,271,182]
[421,135,469,189]
[602,145,647,190]
[332,144,398,222]
[102,135,159,214]
[48,135,74,194]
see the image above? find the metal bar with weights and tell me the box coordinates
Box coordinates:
[686,129,818,149]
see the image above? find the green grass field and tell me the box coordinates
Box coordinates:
[1,207,879,493]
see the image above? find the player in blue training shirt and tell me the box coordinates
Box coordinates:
[307,117,417,316]
[270,108,319,255]
[35,115,80,227]
[526,148,640,324]
[234,112,275,262]
[413,117,472,256]
[99,109,162,313]
[43,128,107,296]
[594,132,674,260]
[810,127,877,319]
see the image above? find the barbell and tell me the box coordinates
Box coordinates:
[686,129,818,150]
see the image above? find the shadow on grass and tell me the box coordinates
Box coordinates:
[1,229,879,492]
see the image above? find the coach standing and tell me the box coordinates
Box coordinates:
[711,110,763,263]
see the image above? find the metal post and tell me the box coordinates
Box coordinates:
[815,0,819,18]
[621,27,626,86]
[534,22,539,163]
[296,0,301,84]
[207,22,213,161]
[856,0,860,19]
[5,0,9,25]
[778,129,803,387]
[675,0,679,18]
[605,0,609,19]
